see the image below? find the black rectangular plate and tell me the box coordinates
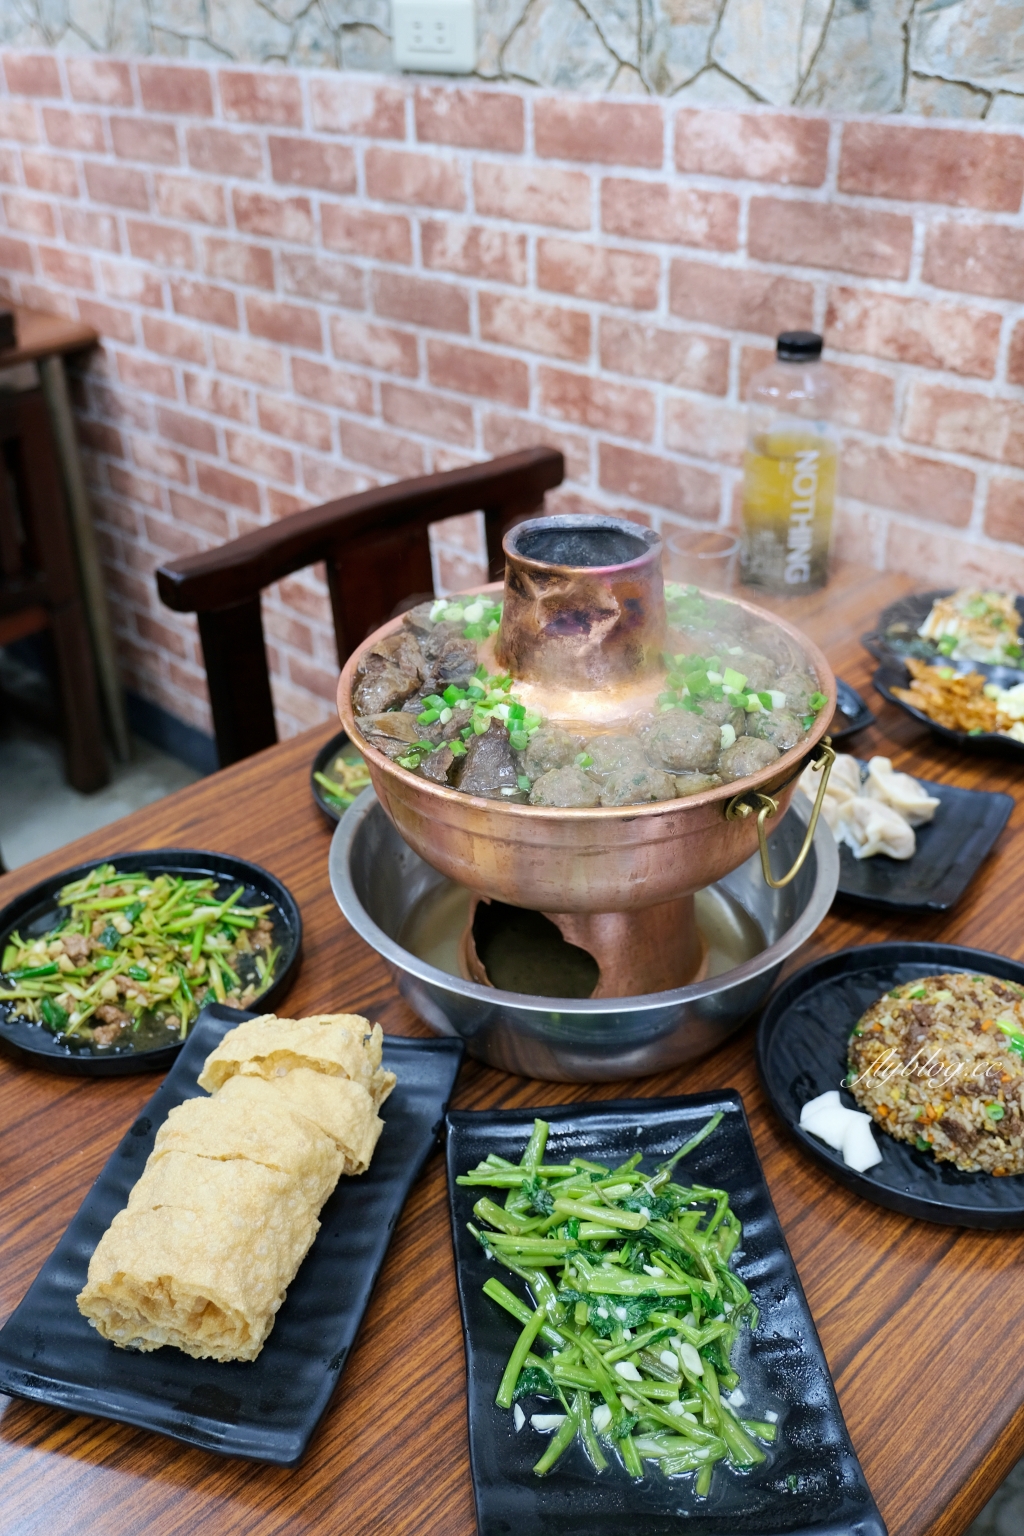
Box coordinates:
[0,1005,463,1464]
[862,589,1024,674]
[446,1094,886,1536]
[834,769,1012,912]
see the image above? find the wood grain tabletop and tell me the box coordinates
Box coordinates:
[1,560,1021,1536]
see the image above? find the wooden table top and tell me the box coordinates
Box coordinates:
[1,560,1021,1536]
[0,305,97,369]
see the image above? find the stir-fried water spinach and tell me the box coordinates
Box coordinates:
[458,1113,776,1490]
[0,865,280,1050]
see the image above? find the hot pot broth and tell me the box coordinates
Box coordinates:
[350,585,828,807]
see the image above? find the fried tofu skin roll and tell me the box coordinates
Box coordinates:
[77,1013,395,1361]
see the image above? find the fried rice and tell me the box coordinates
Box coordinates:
[847,972,1024,1175]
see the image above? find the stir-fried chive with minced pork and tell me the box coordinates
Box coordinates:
[0,864,279,1050]
[458,1115,775,1489]
[351,586,828,808]
[314,746,372,812]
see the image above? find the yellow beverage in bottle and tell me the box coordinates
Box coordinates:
[743,427,836,592]
[740,331,836,594]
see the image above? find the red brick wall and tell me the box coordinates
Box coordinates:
[1,53,1023,740]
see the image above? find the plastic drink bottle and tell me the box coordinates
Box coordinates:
[740,331,836,594]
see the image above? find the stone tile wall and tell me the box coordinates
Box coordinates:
[5,1,1024,120]
[1,53,1023,738]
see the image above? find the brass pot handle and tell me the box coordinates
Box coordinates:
[725,738,836,890]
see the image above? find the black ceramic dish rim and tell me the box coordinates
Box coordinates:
[756,940,1024,1229]
[311,729,354,826]
[872,663,1024,758]
[830,678,875,742]
[0,848,302,1076]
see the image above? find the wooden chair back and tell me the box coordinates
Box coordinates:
[156,446,564,766]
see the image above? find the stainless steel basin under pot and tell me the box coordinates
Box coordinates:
[329,789,839,1082]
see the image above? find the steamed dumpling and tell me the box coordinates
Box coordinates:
[838,798,916,861]
[818,785,857,835]
[800,751,931,860]
[828,754,864,798]
[798,753,858,834]
[863,757,940,827]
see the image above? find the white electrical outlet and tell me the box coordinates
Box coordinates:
[392,0,475,72]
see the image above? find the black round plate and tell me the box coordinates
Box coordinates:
[0,849,302,1076]
[311,729,365,826]
[873,659,1024,759]
[756,942,1024,1228]
[831,677,875,742]
[862,588,1024,671]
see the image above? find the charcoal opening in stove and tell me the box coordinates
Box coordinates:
[514,524,652,570]
[472,900,599,998]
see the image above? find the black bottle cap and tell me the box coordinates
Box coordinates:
[777,331,823,360]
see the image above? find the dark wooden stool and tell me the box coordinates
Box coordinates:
[0,305,129,766]
[0,386,108,791]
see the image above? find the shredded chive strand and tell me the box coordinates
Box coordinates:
[576,1391,608,1472]
[520,1118,549,1174]
[618,1432,644,1481]
[482,1277,564,1350]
